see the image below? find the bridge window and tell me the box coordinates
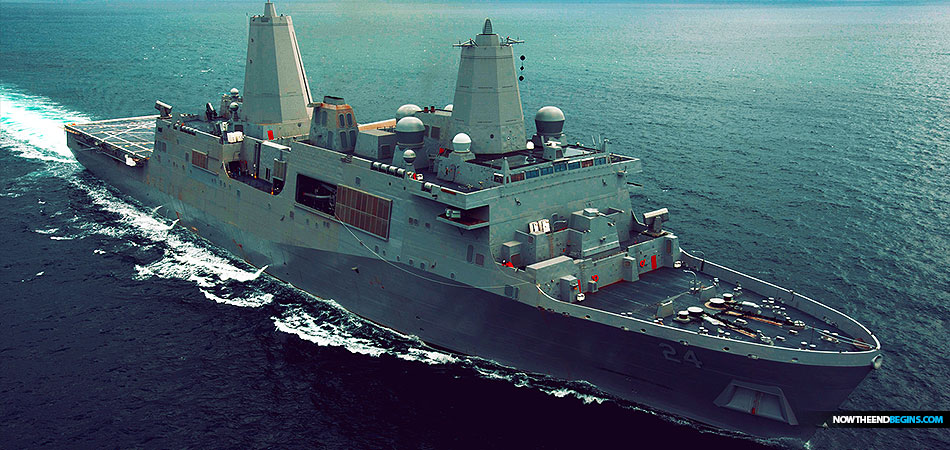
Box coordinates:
[339,114,346,127]
[346,113,354,127]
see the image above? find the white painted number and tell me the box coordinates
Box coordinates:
[683,349,702,368]
[659,343,703,368]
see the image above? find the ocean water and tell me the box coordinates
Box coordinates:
[1,1,948,449]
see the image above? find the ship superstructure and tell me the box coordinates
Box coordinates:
[65,2,882,438]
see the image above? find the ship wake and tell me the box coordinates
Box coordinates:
[0,85,87,164]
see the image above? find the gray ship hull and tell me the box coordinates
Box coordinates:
[63,5,880,439]
[69,145,869,439]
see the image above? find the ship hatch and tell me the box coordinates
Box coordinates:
[714,380,798,425]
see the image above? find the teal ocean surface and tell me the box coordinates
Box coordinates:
[1,1,948,448]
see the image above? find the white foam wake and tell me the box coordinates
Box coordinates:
[273,306,460,366]
[201,289,274,308]
[0,85,89,163]
[472,365,610,405]
[274,307,389,357]
[544,387,607,405]
[60,178,268,295]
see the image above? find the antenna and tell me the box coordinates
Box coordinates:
[453,38,476,48]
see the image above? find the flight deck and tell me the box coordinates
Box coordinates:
[65,115,157,164]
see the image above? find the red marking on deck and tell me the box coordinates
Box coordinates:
[267,130,274,140]
[651,255,657,270]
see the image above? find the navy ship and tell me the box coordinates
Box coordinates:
[65,2,882,439]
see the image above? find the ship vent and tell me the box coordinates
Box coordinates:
[713,380,798,425]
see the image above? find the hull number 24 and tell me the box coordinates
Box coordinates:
[660,343,703,368]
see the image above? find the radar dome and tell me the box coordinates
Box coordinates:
[229,102,240,111]
[452,133,472,153]
[395,116,425,133]
[395,104,422,120]
[395,116,425,148]
[230,88,240,96]
[443,104,454,112]
[535,106,565,137]
[402,149,417,164]
[535,106,565,122]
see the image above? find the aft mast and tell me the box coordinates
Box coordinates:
[450,19,526,155]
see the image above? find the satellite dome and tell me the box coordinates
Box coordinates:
[443,104,454,112]
[395,104,422,120]
[535,106,565,123]
[229,102,240,111]
[230,88,240,96]
[402,148,417,164]
[395,116,425,133]
[452,133,472,153]
[395,116,426,149]
[535,106,565,137]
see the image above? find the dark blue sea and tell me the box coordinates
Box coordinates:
[1,1,948,448]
